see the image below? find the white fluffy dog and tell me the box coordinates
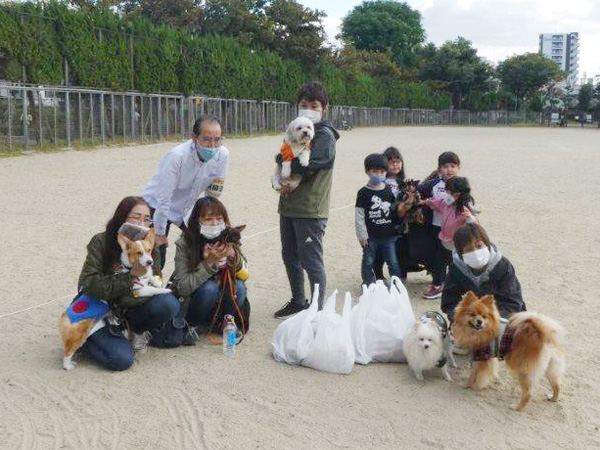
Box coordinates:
[271,117,314,192]
[403,314,456,381]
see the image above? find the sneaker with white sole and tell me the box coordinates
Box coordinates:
[131,331,150,354]
[422,285,443,299]
[274,300,309,319]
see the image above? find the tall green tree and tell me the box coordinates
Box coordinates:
[339,1,424,68]
[578,83,593,112]
[497,53,564,109]
[122,0,203,30]
[419,37,492,109]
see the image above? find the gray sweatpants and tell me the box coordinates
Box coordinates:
[280,215,327,308]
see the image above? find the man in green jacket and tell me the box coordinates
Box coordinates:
[274,82,340,318]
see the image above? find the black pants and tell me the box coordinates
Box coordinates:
[430,226,451,286]
[280,215,327,308]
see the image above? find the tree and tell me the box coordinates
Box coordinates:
[497,53,564,110]
[340,1,424,68]
[578,83,593,112]
[334,47,401,80]
[122,0,203,30]
[418,37,492,109]
[264,0,327,64]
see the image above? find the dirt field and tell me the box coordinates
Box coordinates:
[1,126,599,449]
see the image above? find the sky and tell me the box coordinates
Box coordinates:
[298,0,600,82]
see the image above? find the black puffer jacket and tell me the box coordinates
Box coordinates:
[441,246,526,322]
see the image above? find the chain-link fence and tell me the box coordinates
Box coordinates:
[1,83,551,153]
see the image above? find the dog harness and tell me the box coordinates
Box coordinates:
[419,311,450,368]
[280,141,295,162]
[472,318,514,361]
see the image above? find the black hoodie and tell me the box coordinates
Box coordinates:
[441,246,526,322]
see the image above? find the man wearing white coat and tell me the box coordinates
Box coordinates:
[142,115,228,267]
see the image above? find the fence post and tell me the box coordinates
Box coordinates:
[131,94,135,140]
[90,93,94,142]
[53,91,57,144]
[158,96,162,139]
[180,97,184,137]
[22,88,28,150]
[100,93,105,145]
[122,95,126,142]
[78,92,83,143]
[38,90,43,147]
[7,92,11,149]
[65,91,71,148]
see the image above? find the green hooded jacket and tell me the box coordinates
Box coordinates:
[278,120,340,218]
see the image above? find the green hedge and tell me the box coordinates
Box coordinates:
[1,1,449,108]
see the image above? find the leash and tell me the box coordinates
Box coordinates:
[206,264,247,345]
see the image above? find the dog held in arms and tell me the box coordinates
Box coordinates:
[452,291,566,411]
[403,311,457,381]
[271,116,314,192]
[59,228,170,370]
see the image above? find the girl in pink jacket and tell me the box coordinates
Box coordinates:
[425,177,478,250]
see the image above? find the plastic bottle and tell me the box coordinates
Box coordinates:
[222,314,237,357]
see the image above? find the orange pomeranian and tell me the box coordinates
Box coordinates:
[452,291,566,411]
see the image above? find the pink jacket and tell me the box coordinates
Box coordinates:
[427,197,478,249]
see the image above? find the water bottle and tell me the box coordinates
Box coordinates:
[222,314,237,357]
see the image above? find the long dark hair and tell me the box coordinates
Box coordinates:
[184,197,231,270]
[102,196,150,274]
[383,146,406,183]
[445,177,475,216]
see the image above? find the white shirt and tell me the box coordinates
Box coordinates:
[431,179,446,227]
[142,139,228,235]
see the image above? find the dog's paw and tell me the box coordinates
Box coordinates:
[414,372,424,381]
[63,360,76,371]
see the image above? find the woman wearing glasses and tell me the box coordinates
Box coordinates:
[76,196,180,370]
[142,115,229,268]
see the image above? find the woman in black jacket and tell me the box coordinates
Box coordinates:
[441,223,526,322]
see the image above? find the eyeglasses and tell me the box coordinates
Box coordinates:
[128,214,153,226]
[197,136,224,145]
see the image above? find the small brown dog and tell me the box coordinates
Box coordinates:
[452,291,566,411]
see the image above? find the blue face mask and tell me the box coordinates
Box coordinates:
[369,175,386,184]
[195,142,219,161]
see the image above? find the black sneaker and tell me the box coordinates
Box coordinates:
[274,300,308,319]
[183,325,199,346]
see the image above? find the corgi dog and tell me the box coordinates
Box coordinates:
[271,117,314,192]
[452,291,566,411]
[59,228,170,370]
[117,228,171,298]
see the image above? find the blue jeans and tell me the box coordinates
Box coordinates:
[125,293,180,334]
[83,326,134,371]
[187,279,247,327]
[361,237,400,285]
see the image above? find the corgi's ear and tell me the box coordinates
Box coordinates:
[481,295,496,309]
[117,233,132,251]
[461,291,478,307]
[234,225,246,233]
[145,228,156,248]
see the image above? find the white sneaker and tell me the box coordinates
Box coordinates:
[131,332,150,354]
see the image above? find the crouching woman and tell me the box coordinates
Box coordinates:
[173,197,250,339]
[77,196,180,371]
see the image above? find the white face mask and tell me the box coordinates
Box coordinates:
[443,193,455,205]
[462,247,490,269]
[298,108,322,124]
[200,222,226,239]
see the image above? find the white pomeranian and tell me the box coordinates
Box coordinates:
[403,312,456,381]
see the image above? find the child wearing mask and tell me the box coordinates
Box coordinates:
[355,153,401,285]
[441,223,526,323]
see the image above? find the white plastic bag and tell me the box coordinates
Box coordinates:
[302,291,355,374]
[271,285,320,364]
[351,277,415,364]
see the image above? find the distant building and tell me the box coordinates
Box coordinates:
[539,32,579,84]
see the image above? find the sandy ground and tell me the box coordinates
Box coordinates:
[1,126,599,450]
